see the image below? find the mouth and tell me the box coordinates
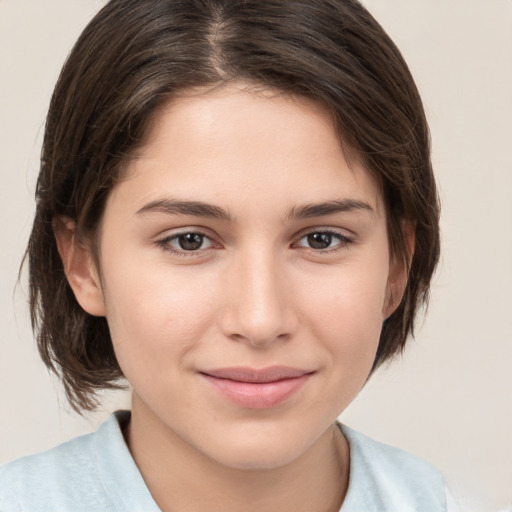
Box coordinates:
[199,366,314,409]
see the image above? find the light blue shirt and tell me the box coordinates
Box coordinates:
[0,411,451,511]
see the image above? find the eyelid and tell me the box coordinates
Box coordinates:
[155,228,221,256]
[292,228,354,251]
[154,226,355,258]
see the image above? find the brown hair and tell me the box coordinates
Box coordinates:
[27,0,440,412]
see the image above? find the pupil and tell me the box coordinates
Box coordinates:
[178,233,203,251]
[308,233,332,249]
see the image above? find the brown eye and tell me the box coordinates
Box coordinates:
[307,232,333,249]
[295,231,352,251]
[158,231,215,254]
[177,233,204,251]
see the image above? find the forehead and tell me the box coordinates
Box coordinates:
[114,82,383,218]
[141,83,338,158]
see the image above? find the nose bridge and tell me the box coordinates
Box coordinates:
[220,245,295,346]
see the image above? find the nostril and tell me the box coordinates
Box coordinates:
[229,317,296,347]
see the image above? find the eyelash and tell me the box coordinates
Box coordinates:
[293,229,353,252]
[155,229,353,257]
[155,230,216,257]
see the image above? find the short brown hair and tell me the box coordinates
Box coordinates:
[27,0,440,412]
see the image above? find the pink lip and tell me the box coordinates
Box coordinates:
[200,366,314,409]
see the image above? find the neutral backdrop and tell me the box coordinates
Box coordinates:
[1,1,511,510]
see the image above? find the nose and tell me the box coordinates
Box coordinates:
[219,250,298,348]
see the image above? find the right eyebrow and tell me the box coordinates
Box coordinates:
[136,199,234,222]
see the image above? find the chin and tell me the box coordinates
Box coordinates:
[213,446,302,471]
[202,424,320,471]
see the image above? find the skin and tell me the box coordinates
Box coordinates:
[56,82,408,512]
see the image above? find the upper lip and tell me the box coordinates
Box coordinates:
[200,366,314,383]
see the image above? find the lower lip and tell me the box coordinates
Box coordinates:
[201,374,311,409]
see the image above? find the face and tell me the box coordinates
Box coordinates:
[73,83,403,470]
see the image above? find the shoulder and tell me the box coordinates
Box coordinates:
[339,424,449,512]
[0,430,104,511]
[0,411,131,512]
[341,424,443,480]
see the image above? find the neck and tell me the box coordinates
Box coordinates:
[125,396,350,512]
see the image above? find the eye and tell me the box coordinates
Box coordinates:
[158,231,216,253]
[295,231,352,251]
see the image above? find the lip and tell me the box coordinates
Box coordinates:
[200,366,314,409]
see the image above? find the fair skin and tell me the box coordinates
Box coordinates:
[55,82,408,512]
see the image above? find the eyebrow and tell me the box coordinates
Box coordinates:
[286,199,374,220]
[136,198,374,222]
[136,199,233,221]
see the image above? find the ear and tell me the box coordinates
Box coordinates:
[53,216,106,317]
[383,222,416,319]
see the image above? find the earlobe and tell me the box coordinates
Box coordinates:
[383,222,416,318]
[53,216,106,317]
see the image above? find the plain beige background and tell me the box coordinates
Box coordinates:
[1,1,511,510]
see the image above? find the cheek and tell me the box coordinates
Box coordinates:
[101,256,222,380]
[295,256,389,374]
[300,256,388,328]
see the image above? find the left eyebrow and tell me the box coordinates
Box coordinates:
[286,199,375,220]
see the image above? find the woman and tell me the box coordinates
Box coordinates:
[0,0,456,510]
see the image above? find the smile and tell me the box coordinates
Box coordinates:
[199,366,314,409]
